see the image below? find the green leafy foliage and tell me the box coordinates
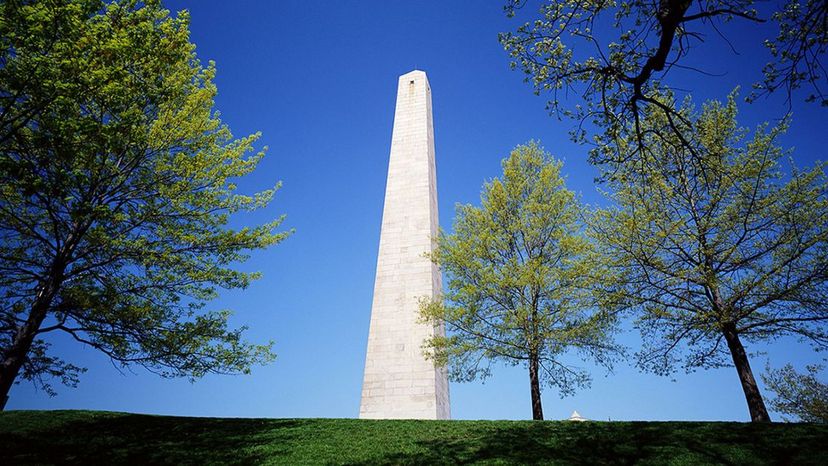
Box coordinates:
[420,142,620,418]
[764,364,828,423]
[0,0,289,400]
[590,90,828,420]
[754,0,827,105]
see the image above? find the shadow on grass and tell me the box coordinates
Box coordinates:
[0,411,311,465]
[3,412,827,465]
[345,421,827,466]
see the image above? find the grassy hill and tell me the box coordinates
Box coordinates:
[2,410,827,465]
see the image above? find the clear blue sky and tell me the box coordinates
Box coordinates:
[8,0,826,421]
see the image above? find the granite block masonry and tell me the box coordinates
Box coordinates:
[359,70,450,419]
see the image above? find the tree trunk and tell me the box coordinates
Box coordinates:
[722,322,771,422]
[0,273,62,411]
[528,353,543,420]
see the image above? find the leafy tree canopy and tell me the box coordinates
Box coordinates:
[590,91,828,421]
[0,0,290,407]
[420,142,620,420]
[500,0,826,165]
[763,364,828,423]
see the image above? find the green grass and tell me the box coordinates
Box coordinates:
[2,410,827,465]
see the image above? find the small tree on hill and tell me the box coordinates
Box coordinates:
[420,142,620,420]
[763,364,828,423]
[0,0,290,409]
[590,92,828,422]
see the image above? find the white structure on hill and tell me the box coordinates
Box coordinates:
[359,70,450,420]
[569,410,587,422]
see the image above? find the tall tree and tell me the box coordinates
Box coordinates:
[420,142,619,420]
[0,0,290,409]
[499,0,826,165]
[590,92,828,422]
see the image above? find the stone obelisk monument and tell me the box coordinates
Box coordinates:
[359,70,450,419]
